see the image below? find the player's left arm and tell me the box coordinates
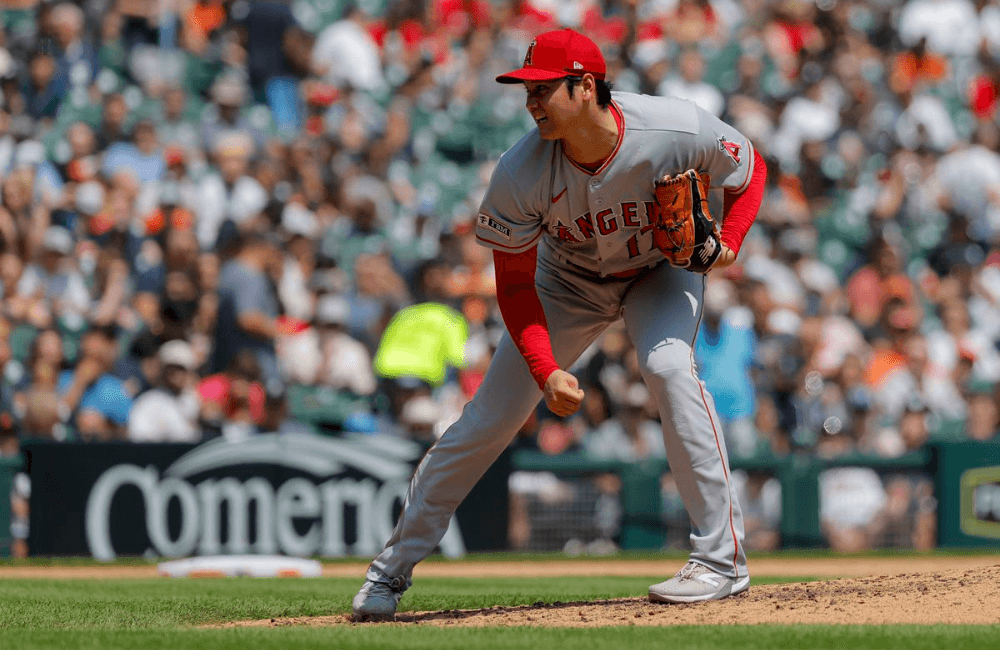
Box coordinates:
[687,106,767,269]
[716,150,767,269]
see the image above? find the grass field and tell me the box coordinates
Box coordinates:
[1,560,999,650]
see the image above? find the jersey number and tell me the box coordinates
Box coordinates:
[626,225,655,259]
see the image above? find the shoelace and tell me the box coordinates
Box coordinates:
[364,582,394,597]
[676,562,710,581]
[366,578,404,596]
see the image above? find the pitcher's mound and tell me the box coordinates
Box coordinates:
[219,564,1000,628]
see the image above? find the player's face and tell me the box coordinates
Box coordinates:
[523,78,578,140]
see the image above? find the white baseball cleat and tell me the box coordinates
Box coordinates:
[648,561,750,604]
[352,577,406,622]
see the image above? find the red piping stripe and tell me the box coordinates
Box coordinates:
[563,101,625,176]
[689,278,741,579]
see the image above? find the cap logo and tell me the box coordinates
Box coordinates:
[524,40,536,67]
[573,61,583,70]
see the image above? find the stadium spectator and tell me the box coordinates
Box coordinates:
[127,339,202,443]
[733,469,782,551]
[94,92,131,150]
[582,382,665,462]
[194,131,268,250]
[22,48,61,120]
[695,276,758,457]
[657,47,724,117]
[311,4,385,92]
[12,225,90,322]
[966,385,1000,442]
[210,233,283,390]
[56,325,133,440]
[49,3,98,93]
[101,119,165,183]
[198,348,268,438]
[819,464,889,552]
[313,293,376,395]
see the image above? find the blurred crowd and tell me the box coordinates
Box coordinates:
[1,0,1000,556]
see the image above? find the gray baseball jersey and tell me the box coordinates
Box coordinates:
[476,92,755,276]
[366,92,751,591]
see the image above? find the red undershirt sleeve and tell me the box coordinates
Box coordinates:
[493,246,559,390]
[721,150,767,256]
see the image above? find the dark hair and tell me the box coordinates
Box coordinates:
[84,324,118,343]
[564,76,613,108]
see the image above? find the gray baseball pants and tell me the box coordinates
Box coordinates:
[367,247,747,586]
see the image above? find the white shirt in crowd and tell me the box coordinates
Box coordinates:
[657,77,725,117]
[312,18,384,92]
[320,331,377,395]
[194,174,268,250]
[128,389,201,443]
[898,0,981,57]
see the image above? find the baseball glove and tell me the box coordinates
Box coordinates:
[652,169,723,274]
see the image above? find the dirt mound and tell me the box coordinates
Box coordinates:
[221,564,1000,628]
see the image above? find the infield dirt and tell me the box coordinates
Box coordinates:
[210,560,1000,628]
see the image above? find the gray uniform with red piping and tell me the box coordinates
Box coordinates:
[366,90,752,586]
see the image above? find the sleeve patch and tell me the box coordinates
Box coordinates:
[718,136,741,164]
[478,213,512,240]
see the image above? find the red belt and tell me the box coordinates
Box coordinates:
[606,262,661,280]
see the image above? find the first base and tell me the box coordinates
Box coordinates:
[157,555,323,578]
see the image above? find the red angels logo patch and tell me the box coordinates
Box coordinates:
[718,136,741,164]
[524,40,536,66]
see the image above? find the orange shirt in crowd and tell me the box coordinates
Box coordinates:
[185,0,226,40]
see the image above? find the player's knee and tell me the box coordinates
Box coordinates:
[639,339,695,378]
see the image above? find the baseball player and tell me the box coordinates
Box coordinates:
[353,28,766,620]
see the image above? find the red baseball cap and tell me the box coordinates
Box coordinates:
[496,29,606,84]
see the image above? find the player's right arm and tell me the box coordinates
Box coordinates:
[477,144,584,417]
[493,247,583,417]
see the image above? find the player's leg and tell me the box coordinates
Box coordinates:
[354,273,612,619]
[352,333,541,619]
[620,265,749,602]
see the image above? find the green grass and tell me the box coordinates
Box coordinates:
[2,626,999,650]
[0,574,996,650]
[1,575,736,628]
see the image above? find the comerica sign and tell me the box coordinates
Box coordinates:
[26,434,476,559]
[85,434,466,560]
[85,468,417,559]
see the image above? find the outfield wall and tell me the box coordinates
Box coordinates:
[2,435,999,557]
[7,434,509,559]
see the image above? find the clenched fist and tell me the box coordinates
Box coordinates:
[543,369,585,417]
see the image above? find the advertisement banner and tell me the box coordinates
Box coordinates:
[25,433,509,559]
[935,442,1000,547]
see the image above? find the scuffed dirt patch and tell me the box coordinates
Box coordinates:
[215,564,1000,628]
